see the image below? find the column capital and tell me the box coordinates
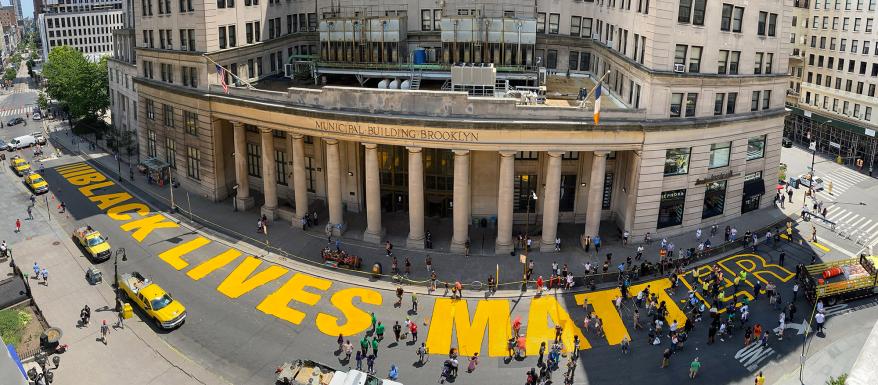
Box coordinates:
[362,142,379,150]
[452,149,470,156]
[406,146,422,153]
[546,151,566,157]
[259,127,272,134]
[593,150,611,157]
[230,120,244,128]
[499,150,517,157]
[290,133,304,140]
[324,138,339,145]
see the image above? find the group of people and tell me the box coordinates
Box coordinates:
[298,211,319,231]
[341,311,421,381]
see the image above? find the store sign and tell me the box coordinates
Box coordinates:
[694,170,739,186]
[602,172,614,210]
[314,119,480,143]
[830,141,841,149]
[866,129,876,137]
[661,190,686,201]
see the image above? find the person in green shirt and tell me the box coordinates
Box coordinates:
[689,357,701,378]
[371,337,379,357]
[376,321,385,341]
[370,312,377,333]
[360,336,369,356]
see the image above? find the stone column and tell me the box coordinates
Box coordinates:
[406,147,425,249]
[259,128,278,220]
[362,143,384,243]
[582,151,609,246]
[540,151,563,252]
[232,121,254,210]
[450,150,471,253]
[290,134,308,225]
[325,138,345,235]
[624,150,642,232]
[495,151,515,254]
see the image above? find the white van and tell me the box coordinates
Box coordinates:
[8,135,37,150]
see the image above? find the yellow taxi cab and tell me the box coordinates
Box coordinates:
[10,157,31,176]
[118,272,187,329]
[24,173,49,194]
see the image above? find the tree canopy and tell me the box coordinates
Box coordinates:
[42,46,109,121]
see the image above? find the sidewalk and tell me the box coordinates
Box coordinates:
[11,232,228,385]
[47,121,805,289]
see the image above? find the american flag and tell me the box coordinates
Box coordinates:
[216,64,229,94]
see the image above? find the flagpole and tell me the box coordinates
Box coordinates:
[578,70,613,109]
[202,54,256,90]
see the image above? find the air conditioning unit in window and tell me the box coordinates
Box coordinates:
[606,40,614,47]
[592,34,600,40]
[674,64,685,73]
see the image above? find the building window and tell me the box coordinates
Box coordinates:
[678,0,706,25]
[559,175,577,212]
[721,4,745,32]
[561,151,579,160]
[714,93,725,115]
[537,13,545,34]
[163,104,174,127]
[762,90,771,110]
[747,135,766,160]
[664,148,691,176]
[708,142,731,168]
[247,143,261,177]
[146,99,155,120]
[685,93,698,117]
[688,46,702,72]
[421,9,431,31]
[751,91,761,111]
[658,189,687,229]
[305,156,316,192]
[147,130,157,157]
[717,50,740,74]
[275,150,288,185]
[184,111,197,135]
[186,146,200,180]
[570,16,581,36]
[513,174,538,213]
[515,151,539,160]
[702,180,728,219]
[670,93,684,117]
[165,138,176,169]
[548,13,559,34]
[546,49,558,69]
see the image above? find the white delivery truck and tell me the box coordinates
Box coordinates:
[7,135,37,150]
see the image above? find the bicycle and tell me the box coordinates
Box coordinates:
[469,281,484,291]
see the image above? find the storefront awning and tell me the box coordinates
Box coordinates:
[744,178,766,196]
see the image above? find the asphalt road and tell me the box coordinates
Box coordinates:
[12,155,869,385]
[2,62,876,384]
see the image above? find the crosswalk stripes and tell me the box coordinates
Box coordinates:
[0,105,34,118]
[813,167,869,201]
[821,204,878,244]
[734,342,776,372]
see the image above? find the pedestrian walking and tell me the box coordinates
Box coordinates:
[755,371,766,385]
[343,340,353,360]
[59,201,66,213]
[792,283,799,301]
[376,321,385,341]
[466,353,479,373]
[623,230,630,245]
[815,311,825,334]
[15,218,21,233]
[27,206,32,220]
[696,228,702,241]
[621,336,630,354]
[425,255,433,272]
[410,321,418,342]
[537,342,546,366]
[417,343,428,364]
[41,267,48,286]
[32,262,40,278]
[370,312,377,333]
[371,337,379,356]
[116,309,125,329]
[554,237,561,252]
[337,334,344,351]
[100,320,110,345]
[366,353,376,374]
[661,348,671,368]
[779,252,786,267]
[689,357,701,378]
[360,336,369,355]
[355,350,363,370]
[393,321,402,342]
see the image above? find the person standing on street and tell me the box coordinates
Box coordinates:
[466,353,479,373]
[355,350,363,371]
[116,308,125,329]
[41,267,48,286]
[100,320,110,345]
[661,348,671,368]
[792,283,799,301]
[15,218,21,233]
[755,371,766,385]
[779,252,786,267]
[343,340,353,361]
[393,321,402,343]
[689,357,701,378]
[411,292,418,313]
[27,206,32,220]
[417,343,428,364]
[815,311,826,334]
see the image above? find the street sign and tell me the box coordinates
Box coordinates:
[809,141,816,151]
[519,254,527,264]
[830,141,841,149]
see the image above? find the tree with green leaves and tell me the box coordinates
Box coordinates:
[42,46,109,123]
[826,373,847,385]
[37,92,48,111]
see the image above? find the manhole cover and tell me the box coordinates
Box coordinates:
[53,241,60,246]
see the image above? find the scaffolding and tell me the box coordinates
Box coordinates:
[784,107,878,175]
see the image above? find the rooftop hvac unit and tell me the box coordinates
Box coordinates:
[674,64,685,73]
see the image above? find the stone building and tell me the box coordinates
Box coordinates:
[132,0,788,251]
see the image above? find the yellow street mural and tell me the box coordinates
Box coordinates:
[55,163,798,357]
[678,254,795,313]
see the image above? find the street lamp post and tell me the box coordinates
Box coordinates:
[113,247,127,291]
[167,165,176,212]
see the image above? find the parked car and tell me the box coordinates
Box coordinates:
[31,132,46,145]
[10,156,31,176]
[118,272,187,329]
[72,226,112,261]
[32,107,42,121]
[799,173,825,190]
[24,172,49,194]
[6,117,25,126]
